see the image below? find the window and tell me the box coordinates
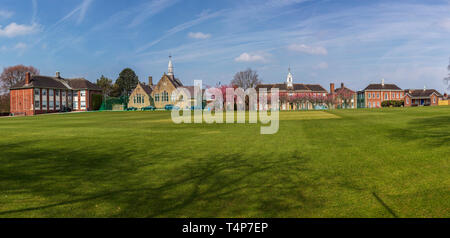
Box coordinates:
[49,89,54,96]
[142,96,145,104]
[42,89,47,96]
[406,98,409,104]
[433,97,436,103]
[373,102,376,108]
[49,101,54,108]
[377,102,380,107]
[373,93,375,98]
[73,101,78,109]
[81,101,86,108]
[134,96,136,103]
[396,93,399,98]
[377,93,380,98]
[62,91,66,97]
[162,91,169,102]
[56,90,59,97]
[80,91,86,97]
[385,93,388,100]
[56,100,60,108]
[171,93,176,102]
[35,89,40,95]
[155,94,160,102]
[35,100,40,108]
[368,93,371,99]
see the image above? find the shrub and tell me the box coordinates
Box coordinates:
[381,100,404,107]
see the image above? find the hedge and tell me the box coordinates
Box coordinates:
[381,100,404,107]
[91,94,103,111]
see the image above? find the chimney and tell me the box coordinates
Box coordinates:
[381,78,385,87]
[25,72,30,85]
[330,83,335,94]
[149,76,153,86]
[341,82,344,88]
[56,71,61,78]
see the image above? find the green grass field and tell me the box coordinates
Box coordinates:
[0,107,449,218]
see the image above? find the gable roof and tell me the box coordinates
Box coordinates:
[404,89,442,98]
[256,83,327,92]
[141,84,153,95]
[364,83,402,91]
[335,86,355,95]
[10,75,101,91]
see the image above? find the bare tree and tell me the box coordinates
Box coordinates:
[445,58,450,93]
[231,68,261,90]
[0,65,39,94]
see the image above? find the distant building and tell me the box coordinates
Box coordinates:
[150,56,203,109]
[404,88,442,107]
[10,72,102,116]
[360,79,404,108]
[128,80,154,110]
[330,83,357,109]
[256,68,328,110]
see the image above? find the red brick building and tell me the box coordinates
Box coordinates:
[256,68,328,110]
[330,83,357,109]
[404,88,442,107]
[361,79,404,108]
[10,72,102,116]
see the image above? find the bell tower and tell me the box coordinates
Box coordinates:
[286,67,293,87]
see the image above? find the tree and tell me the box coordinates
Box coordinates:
[115,68,138,97]
[445,58,450,93]
[231,68,261,90]
[0,65,39,94]
[96,75,113,97]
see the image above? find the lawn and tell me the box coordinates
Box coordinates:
[0,107,449,218]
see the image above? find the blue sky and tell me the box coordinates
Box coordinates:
[1,0,450,92]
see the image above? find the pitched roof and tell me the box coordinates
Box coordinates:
[364,83,402,91]
[10,75,101,91]
[65,78,102,90]
[256,83,327,92]
[141,84,153,95]
[404,89,442,98]
[335,86,355,94]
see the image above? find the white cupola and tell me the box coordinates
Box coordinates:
[286,67,293,87]
[168,55,174,76]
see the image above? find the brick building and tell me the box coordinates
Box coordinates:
[256,68,328,110]
[404,88,442,107]
[330,83,357,109]
[360,79,404,108]
[10,72,102,116]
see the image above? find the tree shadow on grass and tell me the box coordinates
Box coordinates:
[0,144,319,217]
[389,115,450,148]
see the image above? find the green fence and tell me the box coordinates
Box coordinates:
[99,96,129,111]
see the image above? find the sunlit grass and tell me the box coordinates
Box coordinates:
[0,107,449,217]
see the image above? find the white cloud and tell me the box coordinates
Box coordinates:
[129,0,179,28]
[0,23,40,37]
[288,44,328,55]
[235,52,266,62]
[137,10,225,52]
[315,62,328,69]
[0,10,14,19]
[14,42,27,50]
[188,32,211,39]
[58,0,93,25]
